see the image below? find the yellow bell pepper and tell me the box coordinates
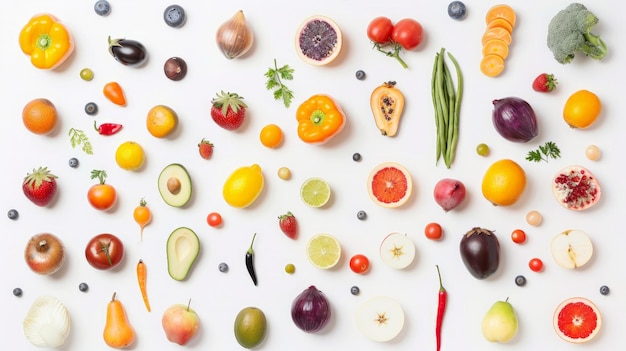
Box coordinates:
[296,94,346,144]
[19,14,74,70]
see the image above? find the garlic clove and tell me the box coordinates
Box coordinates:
[216,10,254,59]
[23,296,71,348]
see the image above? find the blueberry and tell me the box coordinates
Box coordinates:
[79,282,89,292]
[350,286,360,295]
[352,152,362,162]
[68,158,79,168]
[164,5,186,28]
[514,275,526,287]
[355,70,366,80]
[94,0,111,16]
[599,285,610,295]
[84,102,98,115]
[13,287,23,297]
[447,1,467,20]
[357,210,367,220]
[218,262,229,273]
[7,209,18,220]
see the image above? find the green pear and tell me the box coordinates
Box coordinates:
[481,299,518,343]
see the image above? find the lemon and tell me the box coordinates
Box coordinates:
[222,164,264,208]
[481,159,526,206]
[300,177,331,207]
[115,141,145,171]
[306,233,341,269]
[234,307,267,349]
[146,105,178,138]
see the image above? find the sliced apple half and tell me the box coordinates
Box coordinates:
[550,229,593,269]
[379,232,416,269]
[356,296,405,342]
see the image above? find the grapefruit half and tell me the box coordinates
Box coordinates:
[367,162,412,208]
[553,297,601,343]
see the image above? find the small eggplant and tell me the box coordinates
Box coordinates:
[108,36,147,67]
[459,227,500,279]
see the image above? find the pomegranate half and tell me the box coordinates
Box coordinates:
[552,165,601,211]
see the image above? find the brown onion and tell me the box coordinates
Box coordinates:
[25,233,66,275]
[492,97,538,143]
[291,285,331,333]
[216,10,254,59]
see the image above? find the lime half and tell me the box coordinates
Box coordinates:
[300,177,331,208]
[306,234,341,269]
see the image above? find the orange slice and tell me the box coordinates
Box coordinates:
[482,27,511,46]
[486,17,513,34]
[480,54,505,77]
[482,39,509,59]
[485,4,516,28]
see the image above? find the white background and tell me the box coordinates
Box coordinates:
[3,0,625,350]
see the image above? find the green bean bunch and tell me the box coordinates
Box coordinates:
[431,48,463,168]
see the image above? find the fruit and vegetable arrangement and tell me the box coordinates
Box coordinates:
[5,1,620,350]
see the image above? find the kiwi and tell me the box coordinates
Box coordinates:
[295,15,342,66]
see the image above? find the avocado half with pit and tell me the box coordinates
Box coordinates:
[166,227,200,281]
[158,163,192,207]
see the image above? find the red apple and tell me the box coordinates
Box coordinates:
[162,301,200,345]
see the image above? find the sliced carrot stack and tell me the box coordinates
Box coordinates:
[480,4,516,77]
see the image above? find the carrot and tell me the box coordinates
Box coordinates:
[481,27,511,46]
[485,4,516,28]
[480,54,505,77]
[137,259,151,312]
[486,18,513,34]
[133,198,152,241]
[103,81,127,106]
[482,39,509,60]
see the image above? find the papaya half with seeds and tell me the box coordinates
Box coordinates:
[370,81,405,136]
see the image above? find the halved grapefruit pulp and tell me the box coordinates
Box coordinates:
[367,162,412,208]
[553,297,601,343]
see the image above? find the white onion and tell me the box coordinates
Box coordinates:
[23,296,71,348]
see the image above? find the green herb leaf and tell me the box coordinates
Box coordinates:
[68,128,93,155]
[526,141,560,162]
[265,59,294,108]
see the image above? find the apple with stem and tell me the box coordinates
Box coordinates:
[162,299,200,345]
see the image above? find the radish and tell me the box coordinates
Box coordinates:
[434,178,466,212]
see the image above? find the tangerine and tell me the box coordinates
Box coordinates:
[563,90,601,129]
[481,159,526,206]
[146,105,178,138]
[22,98,58,135]
[115,141,145,171]
[259,124,283,148]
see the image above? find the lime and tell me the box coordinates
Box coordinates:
[234,307,267,349]
[300,177,331,208]
[306,233,341,269]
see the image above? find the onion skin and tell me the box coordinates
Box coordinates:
[25,233,66,275]
[216,10,254,59]
[291,285,331,333]
[492,97,538,143]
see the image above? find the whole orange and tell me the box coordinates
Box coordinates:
[563,90,601,129]
[147,105,178,138]
[259,124,283,148]
[22,98,58,135]
[481,159,526,206]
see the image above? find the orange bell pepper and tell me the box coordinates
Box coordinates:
[19,14,74,70]
[296,94,346,144]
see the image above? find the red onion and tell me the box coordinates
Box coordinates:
[291,285,331,333]
[492,97,538,143]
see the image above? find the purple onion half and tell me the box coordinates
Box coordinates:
[291,285,331,333]
[492,97,538,143]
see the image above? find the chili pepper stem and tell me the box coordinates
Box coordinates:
[436,264,446,292]
[247,233,256,254]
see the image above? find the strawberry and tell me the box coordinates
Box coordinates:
[210,91,247,130]
[198,138,214,159]
[278,211,297,239]
[22,167,58,207]
[532,73,558,92]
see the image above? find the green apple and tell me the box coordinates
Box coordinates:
[481,299,518,343]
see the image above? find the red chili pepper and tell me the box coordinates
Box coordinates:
[435,265,447,351]
[94,121,123,135]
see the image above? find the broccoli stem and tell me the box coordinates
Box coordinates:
[582,32,608,60]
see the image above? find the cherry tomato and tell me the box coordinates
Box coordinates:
[367,17,394,44]
[207,212,223,227]
[85,233,124,270]
[88,184,117,211]
[424,222,443,240]
[529,258,544,272]
[511,229,527,244]
[349,254,370,274]
[391,18,423,50]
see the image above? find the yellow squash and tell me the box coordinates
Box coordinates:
[19,14,74,69]
[370,81,405,136]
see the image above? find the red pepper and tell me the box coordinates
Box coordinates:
[435,265,447,351]
[94,121,123,135]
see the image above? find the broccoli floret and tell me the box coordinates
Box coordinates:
[547,3,607,64]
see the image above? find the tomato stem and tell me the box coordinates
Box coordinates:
[374,43,408,69]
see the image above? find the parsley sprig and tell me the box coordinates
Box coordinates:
[265,59,294,108]
[69,128,93,155]
[526,141,560,162]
